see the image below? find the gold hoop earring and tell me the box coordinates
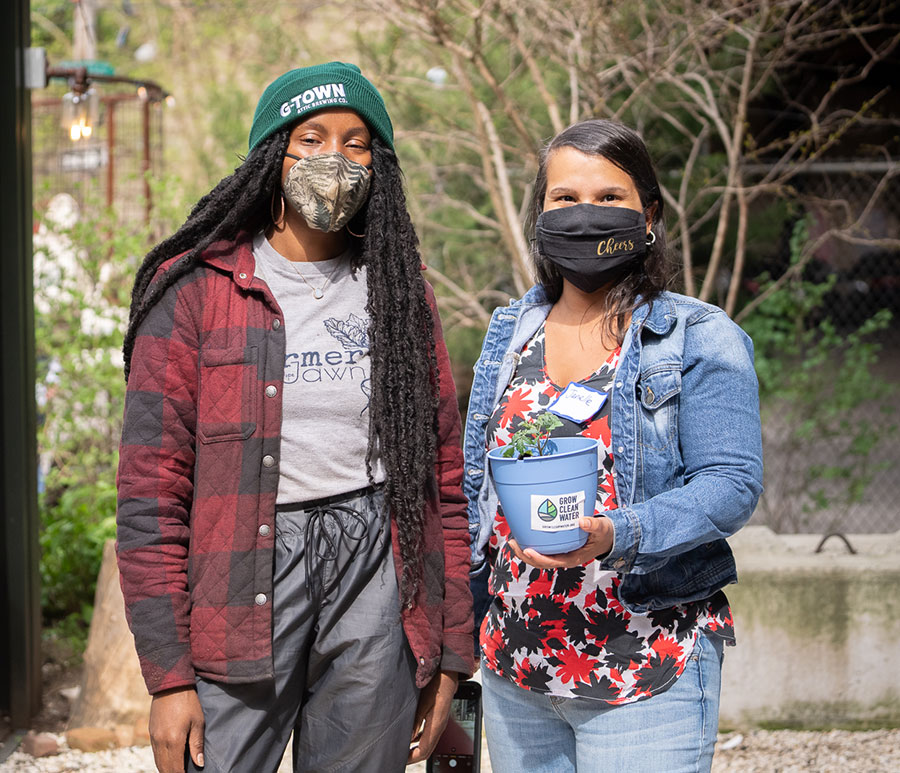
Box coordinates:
[346,223,365,238]
[271,189,285,226]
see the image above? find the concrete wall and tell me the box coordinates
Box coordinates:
[720,526,900,729]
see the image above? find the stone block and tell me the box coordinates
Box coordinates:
[66,726,117,752]
[114,723,135,748]
[133,715,151,746]
[721,530,900,728]
[21,731,59,758]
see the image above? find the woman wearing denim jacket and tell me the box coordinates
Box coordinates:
[463,119,763,772]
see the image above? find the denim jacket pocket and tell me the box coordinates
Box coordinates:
[197,346,259,443]
[637,367,681,451]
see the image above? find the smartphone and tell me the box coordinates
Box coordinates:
[426,679,482,773]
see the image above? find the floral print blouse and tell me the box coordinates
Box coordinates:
[481,323,734,703]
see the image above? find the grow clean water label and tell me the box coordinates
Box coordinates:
[530,491,586,532]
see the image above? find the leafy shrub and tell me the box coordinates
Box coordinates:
[742,220,896,532]
[39,481,117,619]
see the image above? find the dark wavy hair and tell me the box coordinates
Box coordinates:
[123,130,437,605]
[526,119,676,342]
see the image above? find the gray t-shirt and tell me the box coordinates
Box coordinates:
[253,231,385,503]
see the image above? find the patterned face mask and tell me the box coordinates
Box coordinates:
[282,151,372,232]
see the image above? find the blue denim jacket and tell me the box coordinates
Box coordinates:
[463,286,763,620]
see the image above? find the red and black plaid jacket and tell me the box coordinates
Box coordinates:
[116,234,474,695]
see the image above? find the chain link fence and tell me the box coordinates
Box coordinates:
[32,90,164,224]
[751,161,900,537]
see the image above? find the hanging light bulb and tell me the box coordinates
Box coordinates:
[61,85,99,142]
[62,91,82,140]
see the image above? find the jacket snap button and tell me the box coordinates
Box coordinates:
[262,455,276,468]
[259,524,270,536]
[254,593,267,605]
[239,272,247,279]
[265,385,277,397]
[617,446,624,454]
[273,319,281,329]
[419,657,425,665]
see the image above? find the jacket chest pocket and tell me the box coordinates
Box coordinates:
[636,367,680,451]
[198,346,258,443]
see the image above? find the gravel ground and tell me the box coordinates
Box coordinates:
[2,729,899,772]
[711,729,900,772]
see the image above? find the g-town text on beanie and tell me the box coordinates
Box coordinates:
[249,61,394,151]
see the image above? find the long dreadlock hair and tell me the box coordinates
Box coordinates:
[123,130,438,605]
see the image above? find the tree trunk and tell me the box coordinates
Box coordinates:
[72,0,98,61]
[68,539,150,729]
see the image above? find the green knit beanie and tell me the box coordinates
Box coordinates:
[248,62,394,152]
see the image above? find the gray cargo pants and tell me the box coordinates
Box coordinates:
[188,485,420,773]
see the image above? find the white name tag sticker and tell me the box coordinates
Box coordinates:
[530,491,586,532]
[548,382,608,424]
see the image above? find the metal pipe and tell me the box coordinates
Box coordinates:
[45,66,168,102]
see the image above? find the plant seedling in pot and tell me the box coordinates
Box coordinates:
[503,413,564,459]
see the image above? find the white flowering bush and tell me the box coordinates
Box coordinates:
[34,192,148,626]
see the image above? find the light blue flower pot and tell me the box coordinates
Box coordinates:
[487,436,599,554]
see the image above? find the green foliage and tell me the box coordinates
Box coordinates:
[503,413,564,459]
[741,220,896,531]
[39,481,117,619]
[42,608,93,668]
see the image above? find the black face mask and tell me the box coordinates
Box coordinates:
[535,204,649,293]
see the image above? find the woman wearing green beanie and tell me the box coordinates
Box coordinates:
[116,61,474,772]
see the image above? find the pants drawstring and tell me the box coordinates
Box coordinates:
[305,502,369,605]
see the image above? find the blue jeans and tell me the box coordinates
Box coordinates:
[482,632,724,773]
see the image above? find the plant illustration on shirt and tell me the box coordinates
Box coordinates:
[324,312,369,351]
[324,312,371,413]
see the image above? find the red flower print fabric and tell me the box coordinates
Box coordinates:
[480,324,734,704]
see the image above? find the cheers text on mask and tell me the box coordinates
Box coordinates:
[536,204,649,293]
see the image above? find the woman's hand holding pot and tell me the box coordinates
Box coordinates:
[509,515,614,569]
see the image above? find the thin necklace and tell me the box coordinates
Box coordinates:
[289,256,343,300]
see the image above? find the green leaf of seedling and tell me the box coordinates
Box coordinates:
[504,413,564,458]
